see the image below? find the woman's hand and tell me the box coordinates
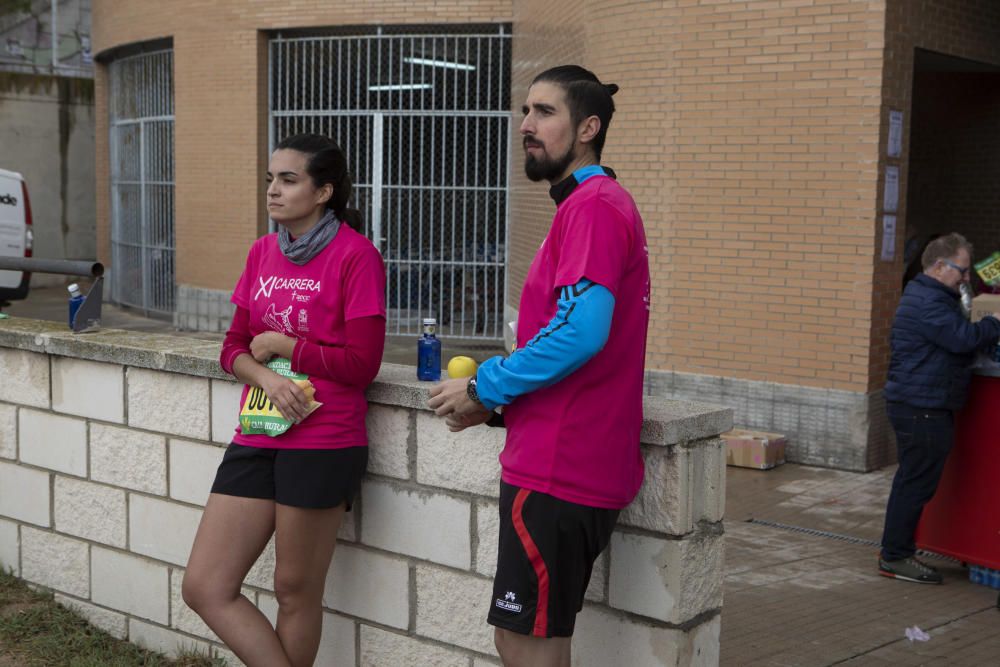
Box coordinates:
[250,331,295,363]
[259,371,311,423]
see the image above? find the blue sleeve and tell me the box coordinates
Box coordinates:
[474,278,615,410]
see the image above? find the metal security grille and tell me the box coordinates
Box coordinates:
[109,49,175,315]
[269,26,511,339]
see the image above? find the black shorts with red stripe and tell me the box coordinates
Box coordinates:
[487,481,619,638]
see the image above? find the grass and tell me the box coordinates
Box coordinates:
[0,569,225,667]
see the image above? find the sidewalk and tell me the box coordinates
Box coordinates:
[723,463,999,666]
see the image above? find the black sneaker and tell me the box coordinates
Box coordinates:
[879,556,943,584]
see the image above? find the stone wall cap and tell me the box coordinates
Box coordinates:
[0,317,229,379]
[0,317,731,445]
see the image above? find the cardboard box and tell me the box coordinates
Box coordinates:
[723,429,786,470]
[971,294,1000,323]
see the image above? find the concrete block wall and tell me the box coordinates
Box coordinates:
[175,285,237,334]
[646,368,890,471]
[0,319,731,666]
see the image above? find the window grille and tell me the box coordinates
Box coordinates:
[269,26,511,339]
[109,48,175,315]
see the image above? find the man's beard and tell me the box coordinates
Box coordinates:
[524,141,576,182]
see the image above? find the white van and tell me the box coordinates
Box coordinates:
[0,169,33,302]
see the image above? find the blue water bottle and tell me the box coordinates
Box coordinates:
[67,283,84,329]
[417,317,442,381]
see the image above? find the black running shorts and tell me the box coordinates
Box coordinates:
[487,481,619,637]
[210,443,368,510]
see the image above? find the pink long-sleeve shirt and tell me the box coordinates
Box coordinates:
[220,227,386,449]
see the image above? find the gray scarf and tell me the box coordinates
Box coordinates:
[277,209,341,265]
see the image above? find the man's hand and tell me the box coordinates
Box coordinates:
[445,409,493,433]
[250,331,295,362]
[428,377,486,419]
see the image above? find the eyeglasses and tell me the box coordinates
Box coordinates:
[942,260,970,276]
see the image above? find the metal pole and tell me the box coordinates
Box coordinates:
[372,113,384,252]
[50,0,58,70]
[0,258,104,277]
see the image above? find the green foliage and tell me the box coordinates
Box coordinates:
[0,70,95,103]
[0,0,32,18]
[0,570,223,666]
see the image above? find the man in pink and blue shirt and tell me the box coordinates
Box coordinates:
[429,65,650,666]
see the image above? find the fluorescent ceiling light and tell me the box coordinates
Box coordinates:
[403,57,476,72]
[368,83,433,91]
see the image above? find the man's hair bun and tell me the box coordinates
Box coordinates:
[604,83,619,96]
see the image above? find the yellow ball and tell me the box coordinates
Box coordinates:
[447,355,478,378]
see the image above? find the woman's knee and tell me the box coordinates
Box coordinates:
[182,567,237,612]
[181,568,209,610]
[273,568,322,611]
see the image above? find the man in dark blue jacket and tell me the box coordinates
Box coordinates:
[881,233,1000,583]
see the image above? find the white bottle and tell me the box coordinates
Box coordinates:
[959,282,973,320]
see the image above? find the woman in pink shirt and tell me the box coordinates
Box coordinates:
[183,134,386,667]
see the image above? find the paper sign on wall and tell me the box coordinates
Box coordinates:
[888,110,903,158]
[881,215,897,262]
[884,166,899,213]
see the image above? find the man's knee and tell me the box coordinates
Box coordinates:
[494,627,570,666]
[495,628,532,661]
[495,627,508,656]
[495,627,520,663]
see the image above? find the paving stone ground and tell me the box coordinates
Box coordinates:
[723,464,1000,666]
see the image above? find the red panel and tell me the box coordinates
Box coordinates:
[916,374,1000,569]
[512,488,549,637]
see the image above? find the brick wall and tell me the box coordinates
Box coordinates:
[94,0,895,392]
[0,319,729,666]
[91,0,514,294]
[509,1,888,392]
[507,0,585,305]
[89,2,1000,468]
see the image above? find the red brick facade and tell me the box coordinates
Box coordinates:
[92,1,1000,467]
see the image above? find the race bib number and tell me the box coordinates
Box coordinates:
[239,358,320,437]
